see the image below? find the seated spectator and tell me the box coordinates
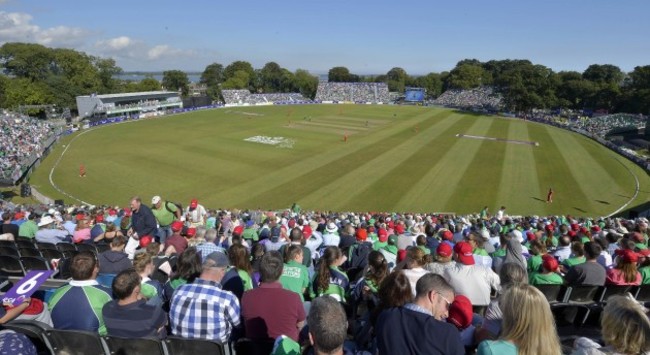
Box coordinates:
[98,235,132,274]
[279,245,310,302]
[370,270,413,327]
[376,273,464,354]
[1,295,53,326]
[553,235,572,262]
[638,249,650,284]
[49,251,113,335]
[526,240,547,273]
[561,241,586,272]
[102,269,167,339]
[169,251,240,343]
[425,243,456,275]
[358,251,389,303]
[133,252,164,305]
[447,295,477,348]
[195,228,223,261]
[72,218,91,244]
[93,222,123,244]
[565,242,606,286]
[1,212,18,239]
[606,249,641,286]
[466,231,492,269]
[572,295,650,355]
[222,244,254,300]
[477,262,528,342]
[444,241,500,307]
[477,284,561,355]
[311,246,349,303]
[35,215,70,244]
[401,247,430,297]
[242,251,305,342]
[163,247,202,301]
[304,296,353,355]
[18,212,38,239]
[529,254,563,285]
[164,220,187,255]
[378,234,398,270]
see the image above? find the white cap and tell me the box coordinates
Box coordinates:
[152,196,161,204]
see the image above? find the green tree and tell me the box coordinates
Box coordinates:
[224,61,255,89]
[0,77,53,109]
[162,70,189,96]
[386,67,408,92]
[294,69,318,99]
[200,62,224,85]
[328,66,358,82]
[93,57,122,93]
[138,77,162,92]
[447,64,490,89]
[260,61,283,92]
[413,72,444,98]
[221,70,250,89]
[0,42,53,81]
[582,64,624,85]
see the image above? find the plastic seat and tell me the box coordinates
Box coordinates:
[103,336,166,355]
[56,243,77,253]
[234,338,275,355]
[0,254,26,276]
[0,240,16,247]
[534,284,564,303]
[634,284,650,304]
[20,256,53,272]
[40,248,64,260]
[563,286,600,304]
[43,329,107,355]
[2,320,53,353]
[15,238,37,249]
[164,336,226,355]
[0,245,20,257]
[19,248,42,257]
[96,244,111,253]
[595,285,632,303]
[36,242,58,251]
[96,273,117,288]
[76,243,97,254]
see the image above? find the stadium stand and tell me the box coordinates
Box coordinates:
[1,198,650,354]
[315,82,390,103]
[432,86,504,111]
[221,90,310,105]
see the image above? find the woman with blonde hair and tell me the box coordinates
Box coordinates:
[477,283,561,355]
[573,294,650,354]
[401,246,429,297]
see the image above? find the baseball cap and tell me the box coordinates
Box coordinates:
[95,215,104,223]
[542,254,559,272]
[171,220,184,232]
[139,235,153,248]
[356,228,368,241]
[447,295,473,330]
[302,226,312,238]
[616,249,639,263]
[526,231,536,242]
[453,242,475,265]
[186,227,196,238]
[378,228,388,242]
[395,224,405,235]
[441,229,453,241]
[190,199,198,209]
[388,234,398,245]
[152,196,161,205]
[204,251,229,268]
[233,225,244,236]
[437,243,452,258]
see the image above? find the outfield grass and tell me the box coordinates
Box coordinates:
[28,105,650,217]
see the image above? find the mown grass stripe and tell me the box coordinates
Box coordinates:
[394,116,493,213]
[304,113,465,211]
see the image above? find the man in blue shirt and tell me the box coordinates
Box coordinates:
[376,273,464,355]
[169,251,240,343]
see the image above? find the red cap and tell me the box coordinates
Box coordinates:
[542,254,559,272]
[14,212,25,220]
[638,249,650,257]
[288,219,296,228]
[387,221,395,230]
[95,215,104,223]
[545,224,555,232]
[442,230,453,241]
[397,249,407,263]
[356,228,368,241]
[526,231,536,241]
[616,249,639,263]
[395,224,405,235]
[139,235,153,248]
[568,230,577,238]
[233,225,244,236]
[571,223,580,232]
[447,295,473,330]
[190,199,198,209]
[171,220,184,232]
[591,225,601,233]
[453,242,475,265]
[378,228,389,242]
[579,227,589,235]
[437,243,452,258]
[124,208,132,217]
[302,226,312,238]
[108,209,117,216]
[186,227,196,238]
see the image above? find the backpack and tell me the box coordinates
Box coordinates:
[165,201,182,214]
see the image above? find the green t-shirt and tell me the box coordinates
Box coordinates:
[640,266,650,285]
[474,248,489,256]
[529,272,564,285]
[140,281,158,300]
[19,220,38,238]
[418,245,431,255]
[491,248,507,258]
[243,227,259,241]
[528,255,543,273]
[542,235,559,247]
[152,202,177,227]
[373,241,387,251]
[563,256,586,268]
[237,268,254,291]
[280,260,310,302]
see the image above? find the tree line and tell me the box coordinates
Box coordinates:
[0,42,648,116]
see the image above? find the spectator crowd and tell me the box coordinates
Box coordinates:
[315,83,390,103]
[431,86,504,111]
[0,112,56,182]
[221,90,310,105]
[1,195,650,354]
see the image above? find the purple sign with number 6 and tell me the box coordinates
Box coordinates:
[2,270,53,306]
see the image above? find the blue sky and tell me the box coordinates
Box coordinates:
[1,0,648,75]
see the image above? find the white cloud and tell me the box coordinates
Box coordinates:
[0,11,88,46]
[96,36,135,51]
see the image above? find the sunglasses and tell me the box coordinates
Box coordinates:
[436,291,452,310]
